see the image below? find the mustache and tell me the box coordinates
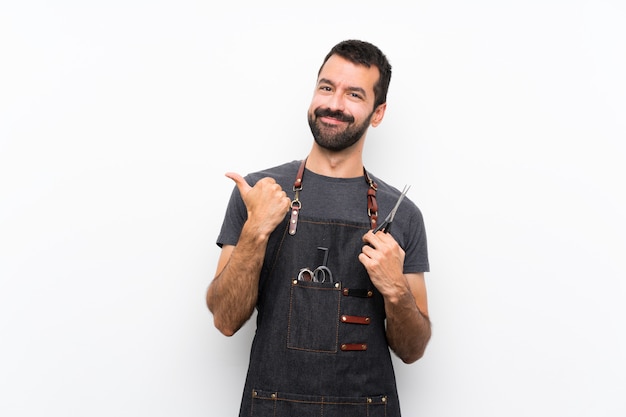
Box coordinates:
[314,108,355,123]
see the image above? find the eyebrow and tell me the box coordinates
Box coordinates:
[318,78,368,98]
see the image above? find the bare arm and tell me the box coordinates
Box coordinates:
[206,173,291,336]
[359,231,431,363]
[383,272,431,363]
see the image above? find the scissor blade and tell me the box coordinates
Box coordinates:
[387,185,410,222]
[373,184,410,233]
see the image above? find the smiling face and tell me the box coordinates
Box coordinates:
[307,54,386,152]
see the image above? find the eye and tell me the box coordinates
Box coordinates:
[347,91,365,101]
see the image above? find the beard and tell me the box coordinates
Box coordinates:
[308,107,373,152]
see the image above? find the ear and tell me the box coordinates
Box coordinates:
[370,103,387,127]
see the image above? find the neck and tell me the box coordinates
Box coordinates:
[305,143,365,178]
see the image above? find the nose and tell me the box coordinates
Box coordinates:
[327,91,346,112]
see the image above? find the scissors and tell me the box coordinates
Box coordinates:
[298,266,333,283]
[373,184,411,234]
[297,247,334,283]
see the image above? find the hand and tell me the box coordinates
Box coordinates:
[359,230,407,300]
[226,172,292,236]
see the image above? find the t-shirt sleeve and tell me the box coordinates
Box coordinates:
[402,204,430,274]
[216,185,247,248]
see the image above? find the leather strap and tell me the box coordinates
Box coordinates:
[288,160,307,235]
[341,315,371,325]
[294,158,306,190]
[341,343,368,351]
[292,158,379,233]
[364,170,378,230]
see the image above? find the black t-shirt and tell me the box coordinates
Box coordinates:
[217,160,429,273]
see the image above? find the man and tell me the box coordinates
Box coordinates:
[207,39,431,417]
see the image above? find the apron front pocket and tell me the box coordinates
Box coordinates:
[251,388,388,417]
[287,279,341,353]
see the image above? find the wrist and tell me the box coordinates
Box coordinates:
[241,219,274,243]
[384,280,412,305]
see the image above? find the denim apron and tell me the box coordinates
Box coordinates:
[239,162,402,417]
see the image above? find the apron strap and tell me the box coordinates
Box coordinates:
[291,158,379,234]
[288,160,306,235]
[364,169,378,230]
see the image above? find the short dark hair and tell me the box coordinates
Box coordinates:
[319,40,392,110]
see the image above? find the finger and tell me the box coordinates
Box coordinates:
[225,172,252,195]
[362,230,378,245]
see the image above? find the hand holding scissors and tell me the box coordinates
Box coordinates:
[360,185,410,296]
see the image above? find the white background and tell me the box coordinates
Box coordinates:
[1,1,625,416]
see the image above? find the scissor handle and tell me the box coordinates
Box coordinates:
[313,266,333,283]
[297,267,313,282]
[298,266,334,283]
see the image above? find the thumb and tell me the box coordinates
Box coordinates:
[225,172,252,195]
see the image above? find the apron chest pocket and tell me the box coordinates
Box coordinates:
[287,279,341,353]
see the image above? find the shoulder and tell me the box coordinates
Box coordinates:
[368,174,423,218]
[368,173,427,242]
[245,160,302,190]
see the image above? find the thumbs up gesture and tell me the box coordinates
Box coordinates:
[226,172,292,237]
